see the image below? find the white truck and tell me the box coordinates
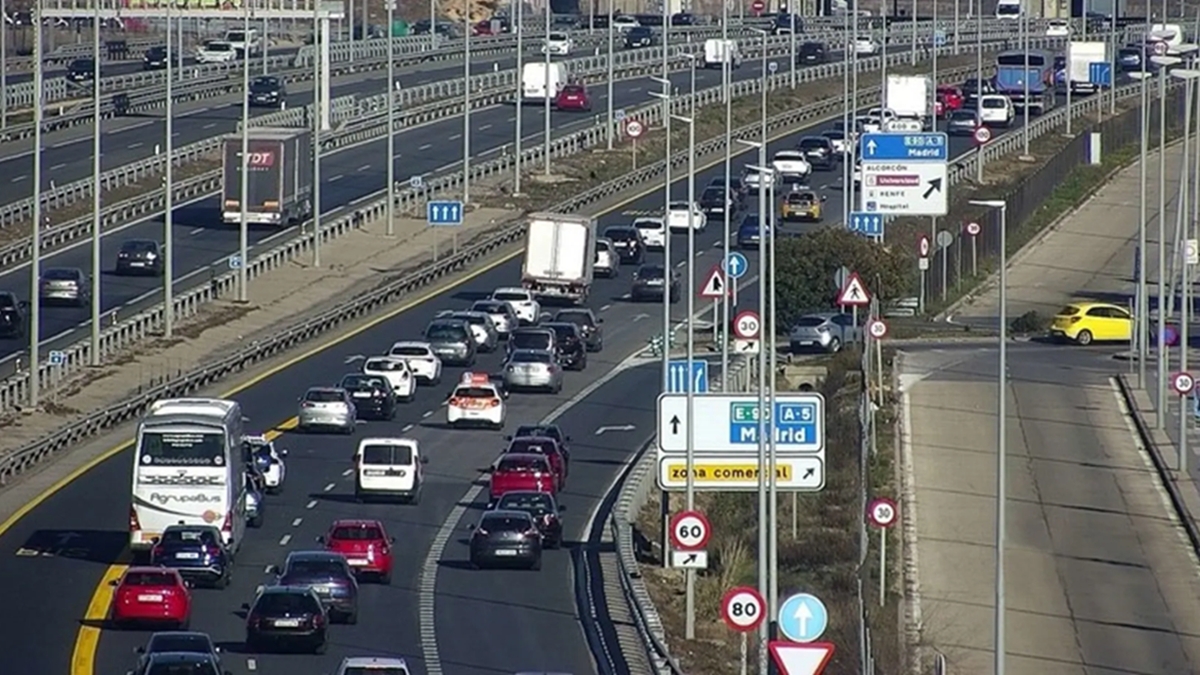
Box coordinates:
[1066,41,1107,94]
[521,212,597,305]
[522,62,568,103]
[703,38,742,70]
[884,75,932,130]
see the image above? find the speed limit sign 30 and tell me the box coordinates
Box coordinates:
[867,497,898,528]
[734,310,761,340]
[721,586,766,632]
[669,510,712,551]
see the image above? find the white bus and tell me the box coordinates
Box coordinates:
[129,398,246,553]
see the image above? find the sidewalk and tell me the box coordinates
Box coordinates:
[952,142,1187,320]
[0,206,520,457]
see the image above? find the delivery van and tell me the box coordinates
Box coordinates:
[522,62,568,103]
[703,38,742,69]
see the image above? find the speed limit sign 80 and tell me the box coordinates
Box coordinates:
[721,586,766,632]
[669,510,712,551]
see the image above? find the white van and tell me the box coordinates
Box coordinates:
[995,0,1022,19]
[224,27,261,56]
[353,437,427,504]
[703,38,742,70]
[977,94,1015,127]
[1150,23,1185,49]
[522,62,568,103]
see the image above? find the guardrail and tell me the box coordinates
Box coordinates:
[0,36,1090,479]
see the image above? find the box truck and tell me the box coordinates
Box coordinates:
[222,128,313,226]
[1066,41,1108,93]
[703,38,742,69]
[884,74,931,130]
[521,213,597,305]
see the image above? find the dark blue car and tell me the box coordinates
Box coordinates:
[737,216,769,250]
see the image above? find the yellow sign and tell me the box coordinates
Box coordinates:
[664,463,792,482]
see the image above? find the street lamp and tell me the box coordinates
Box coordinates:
[1131,68,1155,387]
[650,83,674,398]
[513,1,523,195]
[969,197,1008,675]
[1152,54,1182,428]
[1170,67,1200,471]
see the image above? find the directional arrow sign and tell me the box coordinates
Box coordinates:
[768,641,836,675]
[778,593,828,642]
[700,267,728,299]
[836,272,871,307]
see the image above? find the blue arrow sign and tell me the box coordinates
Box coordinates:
[427,200,464,226]
[1088,61,1112,87]
[848,211,883,236]
[860,132,949,161]
[778,593,829,643]
[723,252,749,279]
[48,350,66,367]
[667,360,708,393]
[933,29,947,47]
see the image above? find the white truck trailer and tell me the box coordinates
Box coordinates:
[520,213,597,305]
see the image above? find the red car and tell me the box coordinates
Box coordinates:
[109,566,191,628]
[490,453,557,502]
[504,436,568,487]
[318,519,395,584]
[555,84,593,112]
[472,20,496,36]
[935,85,964,117]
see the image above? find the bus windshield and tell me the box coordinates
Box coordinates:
[138,431,226,466]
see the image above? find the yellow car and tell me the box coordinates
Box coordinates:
[1050,301,1132,345]
[780,191,824,222]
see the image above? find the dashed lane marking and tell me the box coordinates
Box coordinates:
[278,534,291,546]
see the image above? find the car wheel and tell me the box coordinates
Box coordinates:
[1075,329,1094,346]
[827,338,842,353]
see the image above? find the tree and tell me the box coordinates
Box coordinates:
[773,229,911,327]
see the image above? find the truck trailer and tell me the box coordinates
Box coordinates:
[520,213,596,305]
[222,128,313,227]
[884,74,931,130]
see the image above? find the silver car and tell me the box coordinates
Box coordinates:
[595,238,619,278]
[789,312,859,353]
[424,319,477,366]
[440,310,500,352]
[470,300,518,337]
[40,267,90,307]
[502,349,563,393]
[297,386,357,434]
[337,657,414,675]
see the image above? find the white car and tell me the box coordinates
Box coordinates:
[542,32,574,55]
[195,39,237,63]
[856,114,882,133]
[666,201,707,232]
[771,150,812,182]
[363,356,418,402]
[613,15,640,31]
[470,300,518,337]
[742,166,777,193]
[447,373,507,429]
[490,287,541,326]
[387,341,443,384]
[243,435,287,494]
[595,238,619,278]
[1045,19,1071,36]
[853,36,880,55]
[634,217,666,250]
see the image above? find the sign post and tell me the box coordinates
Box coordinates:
[936,230,954,301]
[917,234,931,314]
[965,221,981,277]
[722,586,766,675]
[867,497,899,605]
[625,119,644,170]
[859,132,950,217]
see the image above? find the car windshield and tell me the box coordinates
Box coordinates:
[510,350,553,364]
[304,389,343,403]
[286,559,345,576]
[123,571,177,586]
[453,386,495,398]
[496,456,549,472]
[472,301,507,314]
[480,514,533,532]
[561,85,585,95]
[426,324,467,341]
[256,592,319,614]
[203,41,231,51]
[794,316,829,327]
[555,311,593,327]
[604,228,638,241]
[331,525,384,540]
[981,98,1006,109]
[146,661,218,675]
[250,77,279,91]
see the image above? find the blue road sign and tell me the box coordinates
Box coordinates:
[724,252,749,279]
[667,360,708,393]
[932,29,947,47]
[849,212,884,236]
[614,108,627,121]
[427,200,464,226]
[778,593,829,643]
[860,132,949,161]
[729,399,820,447]
[228,254,242,269]
[48,350,66,367]
[1089,61,1113,87]
[409,175,424,189]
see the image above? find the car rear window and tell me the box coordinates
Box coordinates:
[256,592,320,614]
[508,439,553,455]
[982,98,1006,109]
[454,386,495,398]
[124,571,177,586]
[343,668,409,675]
[1057,306,1081,316]
[147,661,219,675]
[161,529,216,545]
[498,492,555,514]
[426,324,468,341]
[510,351,552,364]
[799,138,828,150]
[561,85,585,95]
[389,346,428,357]
[604,228,638,241]
[341,375,387,391]
[331,526,384,540]
[304,389,343,402]
[365,358,406,372]
[492,291,528,301]
[287,559,345,576]
[481,514,534,532]
[361,444,413,465]
[793,316,827,327]
[43,269,79,281]
[497,456,550,472]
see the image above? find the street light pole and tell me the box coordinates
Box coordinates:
[721,0,732,389]
[1172,69,1200,470]
[312,2,322,268]
[164,0,174,338]
[1152,55,1182,426]
[606,0,614,150]
[237,2,251,301]
[674,108,697,641]
[514,0,523,195]
[90,0,101,365]
[542,1,551,175]
[651,83,673,393]
[29,6,43,407]
[385,0,395,236]
[463,12,471,204]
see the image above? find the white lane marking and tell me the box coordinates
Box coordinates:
[329,174,344,182]
[449,133,462,140]
[422,410,434,418]
[127,142,143,149]
[341,468,353,477]
[291,517,303,527]
[323,482,335,492]
[402,423,414,432]
[203,123,217,129]
[419,143,432,150]
[49,163,66,171]
[675,261,686,268]
[479,124,493,131]
[628,86,642,92]
[246,658,257,671]
[357,164,371,171]
[278,534,291,546]
[506,115,516,122]
[599,304,611,311]
[263,565,272,573]
[188,227,204,235]
[9,175,26,183]
[306,500,317,509]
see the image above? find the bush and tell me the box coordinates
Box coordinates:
[1010,310,1049,335]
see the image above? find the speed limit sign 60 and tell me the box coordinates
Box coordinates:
[721,586,766,632]
[669,510,712,551]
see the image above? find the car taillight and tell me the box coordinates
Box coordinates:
[312,613,325,628]
[151,544,164,560]
[129,507,141,532]
[301,402,315,408]
[247,613,261,628]
[206,545,222,557]
[221,511,233,536]
[489,399,501,407]
[1068,316,1082,324]
[476,528,489,536]
[525,528,541,538]
[449,397,462,406]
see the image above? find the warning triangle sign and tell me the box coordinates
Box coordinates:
[769,641,835,675]
[836,272,870,307]
[699,267,728,299]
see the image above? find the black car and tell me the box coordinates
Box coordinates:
[589,14,611,29]
[272,551,359,623]
[132,652,224,675]
[552,308,603,352]
[773,13,802,34]
[670,12,697,25]
[707,175,748,206]
[0,291,27,339]
[797,136,837,170]
[544,322,587,371]
[494,491,564,548]
[339,373,397,420]
[248,75,286,107]
[797,41,828,65]
[134,632,222,672]
[142,46,176,70]
[243,586,329,654]
[66,57,96,82]
[602,225,646,264]
[631,264,681,303]
[624,25,656,48]
[468,509,543,569]
[149,525,232,588]
[115,239,164,276]
[699,186,734,216]
[961,77,996,101]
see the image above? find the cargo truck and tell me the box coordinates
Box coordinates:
[884,74,931,130]
[520,213,596,305]
[1066,41,1108,93]
[222,128,313,227]
[994,50,1057,115]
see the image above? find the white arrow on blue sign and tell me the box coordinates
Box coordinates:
[848,212,883,236]
[778,593,829,643]
[427,200,464,226]
[228,254,242,270]
[1088,61,1112,87]
[614,108,626,121]
[667,360,708,393]
[48,350,66,367]
[860,132,949,161]
[723,252,749,279]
